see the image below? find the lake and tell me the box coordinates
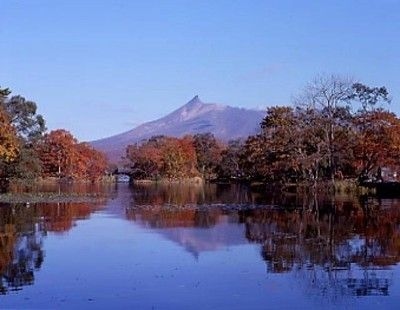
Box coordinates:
[1,183,400,309]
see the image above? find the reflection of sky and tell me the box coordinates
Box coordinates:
[347,235,365,252]
[3,185,400,308]
[3,208,398,309]
[294,263,396,309]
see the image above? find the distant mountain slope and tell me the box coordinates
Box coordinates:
[91,96,265,162]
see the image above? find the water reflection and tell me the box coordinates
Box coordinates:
[1,182,400,305]
[131,182,298,206]
[9,181,117,195]
[0,202,102,294]
[128,183,400,299]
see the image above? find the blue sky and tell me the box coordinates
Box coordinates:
[1,0,399,141]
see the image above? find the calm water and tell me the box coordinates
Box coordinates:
[1,183,400,309]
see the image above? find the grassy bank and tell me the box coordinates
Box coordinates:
[0,192,108,204]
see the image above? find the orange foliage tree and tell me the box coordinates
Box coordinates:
[353,110,400,179]
[0,107,19,164]
[193,133,224,180]
[162,136,198,179]
[126,136,164,179]
[76,142,108,181]
[37,129,107,181]
[236,80,395,183]
[126,135,199,180]
[0,88,19,164]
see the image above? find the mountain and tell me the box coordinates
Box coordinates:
[91,96,265,162]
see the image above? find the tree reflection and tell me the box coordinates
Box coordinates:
[0,202,101,294]
[132,183,288,206]
[243,194,400,298]
[128,184,400,298]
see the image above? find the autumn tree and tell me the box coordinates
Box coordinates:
[294,75,354,182]
[0,88,19,163]
[0,88,20,190]
[126,135,199,180]
[76,143,108,182]
[193,133,223,180]
[240,106,320,183]
[0,90,47,183]
[5,147,43,181]
[162,136,198,179]
[302,80,393,181]
[241,134,269,181]
[259,106,302,182]
[352,110,400,180]
[217,139,244,179]
[295,106,356,182]
[240,106,327,183]
[126,136,164,179]
[37,130,77,178]
[37,129,107,181]
[348,83,393,180]
[0,108,19,164]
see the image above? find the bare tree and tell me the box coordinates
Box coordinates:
[293,74,354,183]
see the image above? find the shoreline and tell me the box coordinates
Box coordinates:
[0,192,108,204]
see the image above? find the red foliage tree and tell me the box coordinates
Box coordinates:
[126,135,199,180]
[352,110,400,179]
[37,129,107,181]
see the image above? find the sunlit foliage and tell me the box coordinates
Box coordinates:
[37,130,107,181]
[126,135,199,180]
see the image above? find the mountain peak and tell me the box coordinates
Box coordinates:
[186,95,202,106]
[91,97,266,163]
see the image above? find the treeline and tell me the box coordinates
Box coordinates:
[0,87,108,190]
[125,134,223,180]
[126,76,398,184]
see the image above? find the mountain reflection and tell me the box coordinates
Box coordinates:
[128,183,400,298]
[0,202,101,294]
[2,183,400,300]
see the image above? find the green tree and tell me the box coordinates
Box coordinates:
[0,91,46,183]
[349,83,390,112]
[1,95,46,142]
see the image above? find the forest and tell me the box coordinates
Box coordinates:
[0,86,108,191]
[125,76,398,185]
[1,75,399,190]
